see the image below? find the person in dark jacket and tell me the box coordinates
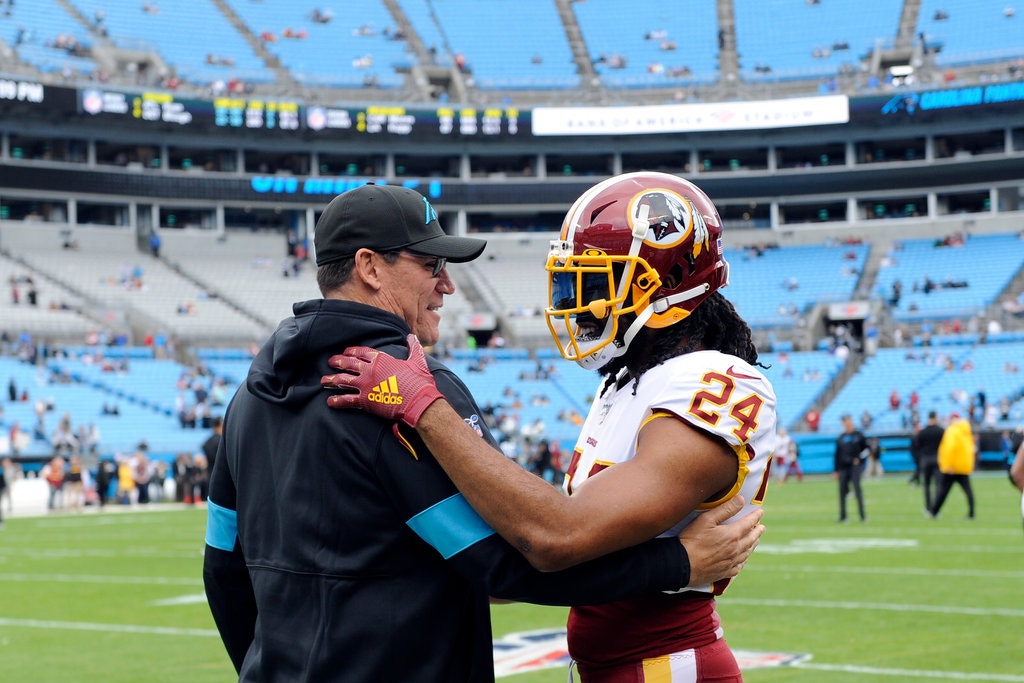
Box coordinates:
[914,410,946,512]
[834,413,869,522]
[202,184,764,683]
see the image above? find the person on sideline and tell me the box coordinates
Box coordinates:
[834,414,868,522]
[203,183,765,683]
[324,173,777,682]
[914,410,945,513]
[775,426,803,483]
[1010,441,1024,534]
[930,412,976,519]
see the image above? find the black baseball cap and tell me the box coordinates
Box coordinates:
[314,184,486,266]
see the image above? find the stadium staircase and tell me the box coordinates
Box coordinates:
[212,0,296,89]
[158,253,277,333]
[555,0,598,90]
[716,0,739,98]
[384,0,465,101]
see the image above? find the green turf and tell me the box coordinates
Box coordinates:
[1,473,1022,682]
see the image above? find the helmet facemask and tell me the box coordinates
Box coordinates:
[545,241,661,370]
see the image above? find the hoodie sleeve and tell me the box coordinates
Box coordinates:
[202,435,257,673]
[373,369,690,605]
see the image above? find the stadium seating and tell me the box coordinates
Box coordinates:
[821,341,1024,432]
[726,242,870,329]
[0,0,98,77]
[918,0,1024,66]
[66,0,273,85]
[873,233,1024,322]
[572,0,718,86]
[226,0,407,88]
[3,224,267,344]
[400,0,579,89]
[733,0,904,80]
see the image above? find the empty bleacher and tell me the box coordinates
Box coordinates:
[917,0,1024,66]
[572,0,718,87]
[874,233,1024,322]
[400,0,578,89]
[2,224,267,344]
[0,0,98,77]
[733,0,905,81]
[724,242,870,328]
[227,0,408,88]
[67,0,274,85]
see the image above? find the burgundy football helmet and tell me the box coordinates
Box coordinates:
[545,172,730,369]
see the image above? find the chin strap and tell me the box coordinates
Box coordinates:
[651,282,711,314]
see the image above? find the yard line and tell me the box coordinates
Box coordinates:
[794,662,1024,681]
[727,598,1024,618]
[754,564,1024,579]
[0,572,202,586]
[0,617,218,637]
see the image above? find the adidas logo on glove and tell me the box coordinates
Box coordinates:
[368,375,404,405]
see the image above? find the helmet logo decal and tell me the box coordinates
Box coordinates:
[630,189,711,273]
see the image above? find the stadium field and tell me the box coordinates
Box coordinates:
[0,472,1021,682]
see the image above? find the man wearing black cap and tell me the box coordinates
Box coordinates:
[834,413,869,523]
[202,184,763,683]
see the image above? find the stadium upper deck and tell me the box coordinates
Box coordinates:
[0,0,1020,105]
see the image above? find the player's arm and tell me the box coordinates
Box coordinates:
[373,415,755,603]
[323,335,756,573]
[202,437,257,673]
[413,399,738,570]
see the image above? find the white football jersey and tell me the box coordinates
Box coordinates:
[563,350,777,594]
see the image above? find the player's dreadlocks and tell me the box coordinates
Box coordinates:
[598,291,764,397]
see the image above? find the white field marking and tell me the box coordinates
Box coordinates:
[149,594,208,606]
[0,617,219,637]
[0,547,200,560]
[727,597,1024,618]
[793,662,1024,681]
[754,564,1024,579]
[0,572,202,586]
[757,538,917,554]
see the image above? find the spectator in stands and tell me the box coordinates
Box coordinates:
[930,413,976,519]
[310,8,333,24]
[51,414,78,456]
[834,414,868,523]
[204,182,764,681]
[8,421,24,456]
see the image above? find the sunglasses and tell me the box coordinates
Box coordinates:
[401,251,448,278]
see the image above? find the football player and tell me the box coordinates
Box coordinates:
[324,172,777,682]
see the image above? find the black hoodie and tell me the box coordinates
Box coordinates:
[203,298,689,683]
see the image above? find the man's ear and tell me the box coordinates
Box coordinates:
[353,248,383,291]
